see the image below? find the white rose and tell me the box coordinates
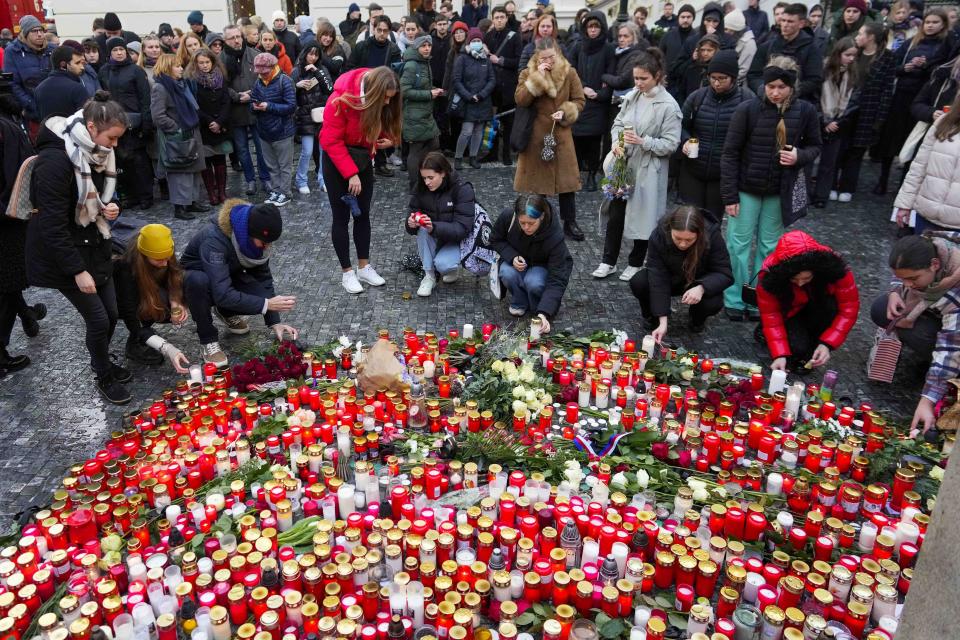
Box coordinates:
[512,400,528,414]
[287,415,301,427]
[339,335,352,347]
[526,402,541,414]
[611,472,629,489]
[520,367,535,383]
[930,466,945,481]
[525,390,538,403]
[541,393,553,405]
[503,361,518,376]
[491,360,505,373]
[636,469,649,489]
[506,372,520,383]
[513,385,526,399]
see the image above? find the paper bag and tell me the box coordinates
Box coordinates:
[356,338,405,392]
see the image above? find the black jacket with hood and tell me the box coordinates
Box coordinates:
[291,47,334,137]
[644,223,733,318]
[568,11,615,137]
[747,27,824,103]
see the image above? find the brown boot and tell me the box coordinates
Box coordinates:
[201,168,217,205]
[214,162,228,204]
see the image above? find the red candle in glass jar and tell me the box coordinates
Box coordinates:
[565,403,579,424]
[814,536,834,562]
[756,435,777,464]
[744,512,767,542]
[788,528,807,552]
[674,584,695,612]
[751,372,764,391]
[724,507,745,539]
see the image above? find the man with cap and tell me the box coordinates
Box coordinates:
[188,11,210,41]
[2,15,55,127]
[181,199,298,368]
[250,52,296,207]
[94,13,140,64]
[678,49,754,223]
[272,10,301,64]
[113,224,191,372]
[34,45,88,120]
[158,23,177,54]
[341,4,364,39]
[747,3,823,103]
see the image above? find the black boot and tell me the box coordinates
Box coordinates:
[174,205,196,221]
[20,303,46,338]
[469,156,481,169]
[454,158,464,170]
[0,346,30,374]
[214,162,228,203]
[126,338,164,365]
[109,356,133,383]
[187,201,212,213]
[564,220,585,241]
[585,171,598,192]
[96,372,131,405]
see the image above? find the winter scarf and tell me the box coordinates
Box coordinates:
[468,45,488,60]
[899,234,960,328]
[195,68,224,90]
[820,68,853,121]
[229,204,270,268]
[157,74,200,130]
[222,42,245,80]
[44,112,117,240]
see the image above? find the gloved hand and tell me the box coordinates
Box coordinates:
[146,335,190,374]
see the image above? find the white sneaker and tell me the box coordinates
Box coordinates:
[298,185,310,195]
[357,264,385,286]
[508,306,526,316]
[342,270,364,294]
[388,154,403,167]
[829,190,838,201]
[319,184,327,192]
[592,263,617,278]
[619,266,641,281]
[838,192,852,203]
[417,273,436,297]
[202,342,228,367]
[441,270,459,284]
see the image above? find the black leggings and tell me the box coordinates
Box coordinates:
[0,291,28,347]
[602,199,648,267]
[60,279,118,377]
[558,191,577,224]
[573,135,602,173]
[323,154,375,269]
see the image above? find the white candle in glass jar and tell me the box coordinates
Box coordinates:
[337,484,356,518]
[768,370,787,395]
[743,572,765,603]
[422,360,435,379]
[581,539,600,567]
[641,335,656,357]
[766,473,783,496]
[611,542,629,578]
[463,324,475,339]
[859,521,878,552]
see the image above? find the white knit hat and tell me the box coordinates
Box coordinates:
[725,9,746,32]
[272,10,287,22]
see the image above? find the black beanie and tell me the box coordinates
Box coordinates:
[106,36,126,52]
[707,49,739,79]
[158,23,174,39]
[248,204,283,243]
[104,12,122,31]
[678,4,696,18]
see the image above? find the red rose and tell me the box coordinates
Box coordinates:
[677,450,692,468]
[651,442,670,460]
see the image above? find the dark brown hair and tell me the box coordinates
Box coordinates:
[83,91,128,131]
[661,206,708,285]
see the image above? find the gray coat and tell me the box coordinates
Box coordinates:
[609,85,681,240]
[222,44,259,127]
[150,82,206,175]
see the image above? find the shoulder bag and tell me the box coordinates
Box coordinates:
[4,155,38,220]
[157,128,200,169]
[899,80,949,164]
[510,104,535,152]
[741,270,761,308]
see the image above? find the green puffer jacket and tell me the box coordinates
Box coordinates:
[400,46,439,142]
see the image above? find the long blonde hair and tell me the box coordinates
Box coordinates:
[332,67,402,146]
[176,32,205,69]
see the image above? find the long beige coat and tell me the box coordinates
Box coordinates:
[514,55,585,196]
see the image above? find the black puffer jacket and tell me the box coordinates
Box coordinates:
[405,174,475,244]
[291,61,334,137]
[484,26,522,105]
[489,203,573,319]
[98,59,153,132]
[569,11,615,137]
[601,45,647,95]
[720,96,822,204]
[644,224,733,318]
[681,84,755,181]
[26,125,112,290]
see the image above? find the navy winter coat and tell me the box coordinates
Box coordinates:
[720,96,821,203]
[180,201,280,325]
[453,51,496,122]
[250,71,296,141]
[681,84,755,181]
[35,71,89,120]
[2,39,56,120]
[406,174,475,245]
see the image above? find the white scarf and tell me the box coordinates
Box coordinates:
[45,111,117,239]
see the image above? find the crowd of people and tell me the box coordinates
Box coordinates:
[2,2,960,433]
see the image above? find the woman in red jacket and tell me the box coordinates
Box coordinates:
[756,231,860,372]
[320,66,402,293]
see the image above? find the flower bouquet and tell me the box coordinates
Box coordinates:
[231,340,308,391]
[600,131,635,201]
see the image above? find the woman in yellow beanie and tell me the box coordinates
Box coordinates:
[113,223,191,373]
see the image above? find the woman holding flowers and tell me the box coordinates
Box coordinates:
[592,48,681,283]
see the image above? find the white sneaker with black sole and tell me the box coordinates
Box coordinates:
[298,186,310,195]
[591,263,617,278]
[619,266,641,281]
[273,193,291,207]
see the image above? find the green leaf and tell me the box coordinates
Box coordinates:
[654,595,673,609]
[600,619,626,639]
[594,612,612,628]
[640,594,658,608]
[532,603,546,616]
[668,613,688,630]
[515,612,537,627]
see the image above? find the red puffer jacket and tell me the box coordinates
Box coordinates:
[319,68,394,180]
[757,231,860,359]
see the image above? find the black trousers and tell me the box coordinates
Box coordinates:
[837,146,867,194]
[573,135,602,173]
[558,191,577,224]
[677,163,723,224]
[630,268,724,325]
[184,270,267,345]
[602,199,647,267]
[323,154,375,269]
[59,280,118,377]
[764,297,838,365]
[118,150,155,205]
[0,291,28,347]
[406,138,440,192]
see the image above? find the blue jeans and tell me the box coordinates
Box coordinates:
[232,124,269,183]
[499,263,548,313]
[417,227,460,275]
[296,134,324,189]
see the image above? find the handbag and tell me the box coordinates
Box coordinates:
[899,82,948,164]
[310,106,324,123]
[459,196,497,275]
[157,128,199,169]
[541,120,557,162]
[780,164,809,227]
[866,320,903,383]
[510,104,535,152]
[4,155,37,220]
[936,379,960,431]
[448,93,466,118]
[741,270,761,308]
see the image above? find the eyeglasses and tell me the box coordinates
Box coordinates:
[28,28,43,34]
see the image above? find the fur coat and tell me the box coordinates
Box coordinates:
[513,54,585,195]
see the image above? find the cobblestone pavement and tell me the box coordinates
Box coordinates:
[0,157,923,522]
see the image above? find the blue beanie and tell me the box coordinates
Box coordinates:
[187,10,204,25]
[348,3,361,13]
